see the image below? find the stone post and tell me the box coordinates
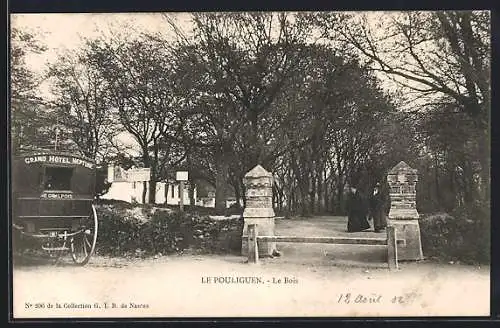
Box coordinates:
[241,165,277,257]
[387,161,424,261]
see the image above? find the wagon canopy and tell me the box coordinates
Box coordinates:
[13,151,96,196]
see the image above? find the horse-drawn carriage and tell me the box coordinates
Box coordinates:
[12,151,98,265]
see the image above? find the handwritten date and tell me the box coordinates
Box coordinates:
[337,293,416,304]
[338,293,382,304]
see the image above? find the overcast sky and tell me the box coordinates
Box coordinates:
[11,13,192,74]
[11,12,405,96]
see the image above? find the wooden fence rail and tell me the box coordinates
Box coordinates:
[246,224,401,270]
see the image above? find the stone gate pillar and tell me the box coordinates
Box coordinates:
[241,165,277,257]
[387,161,424,261]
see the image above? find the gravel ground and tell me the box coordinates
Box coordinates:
[12,216,490,318]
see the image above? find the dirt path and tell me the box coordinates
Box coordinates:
[12,216,490,318]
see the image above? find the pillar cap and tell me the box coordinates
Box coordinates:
[245,165,272,178]
[389,161,417,174]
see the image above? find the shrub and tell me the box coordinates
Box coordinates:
[145,210,193,254]
[452,199,490,263]
[96,206,143,256]
[94,205,243,257]
[191,216,244,254]
[419,200,490,264]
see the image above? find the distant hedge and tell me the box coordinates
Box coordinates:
[95,205,243,257]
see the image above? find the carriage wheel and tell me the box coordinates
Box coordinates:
[70,204,98,265]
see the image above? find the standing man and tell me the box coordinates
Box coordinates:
[369,182,387,232]
[346,184,370,232]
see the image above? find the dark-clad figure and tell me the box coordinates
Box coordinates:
[346,185,370,232]
[369,182,388,232]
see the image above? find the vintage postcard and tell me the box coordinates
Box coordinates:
[10,11,491,318]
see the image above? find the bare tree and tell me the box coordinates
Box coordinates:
[162,12,317,214]
[315,11,490,199]
[87,37,188,203]
[10,27,49,153]
[47,47,118,162]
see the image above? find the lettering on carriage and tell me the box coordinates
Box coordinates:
[41,192,73,199]
[70,157,94,169]
[24,155,94,169]
[24,155,47,164]
[47,155,72,164]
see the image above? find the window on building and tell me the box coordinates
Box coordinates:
[171,185,175,198]
[132,182,136,189]
[44,166,73,191]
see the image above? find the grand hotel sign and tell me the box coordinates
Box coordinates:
[23,154,94,169]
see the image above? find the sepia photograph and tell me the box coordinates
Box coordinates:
[10,11,491,318]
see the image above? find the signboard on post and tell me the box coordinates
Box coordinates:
[127,168,151,182]
[176,171,189,181]
[112,166,129,182]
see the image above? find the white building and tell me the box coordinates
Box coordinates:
[102,166,197,205]
[102,165,244,208]
[195,184,243,209]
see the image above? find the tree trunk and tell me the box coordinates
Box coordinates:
[309,173,316,215]
[141,150,151,204]
[335,179,343,215]
[462,161,474,207]
[148,180,157,204]
[142,181,148,204]
[323,182,329,213]
[317,170,324,214]
[233,179,243,209]
[189,182,195,206]
[277,185,284,213]
[148,144,160,204]
[164,183,168,204]
[241,180,247,208]
[215,149,229,215]
[323,171,329,213]
[434,156,442,211]
[148,160,157,204]
[330,192,336,215]
[298,177,309,217]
